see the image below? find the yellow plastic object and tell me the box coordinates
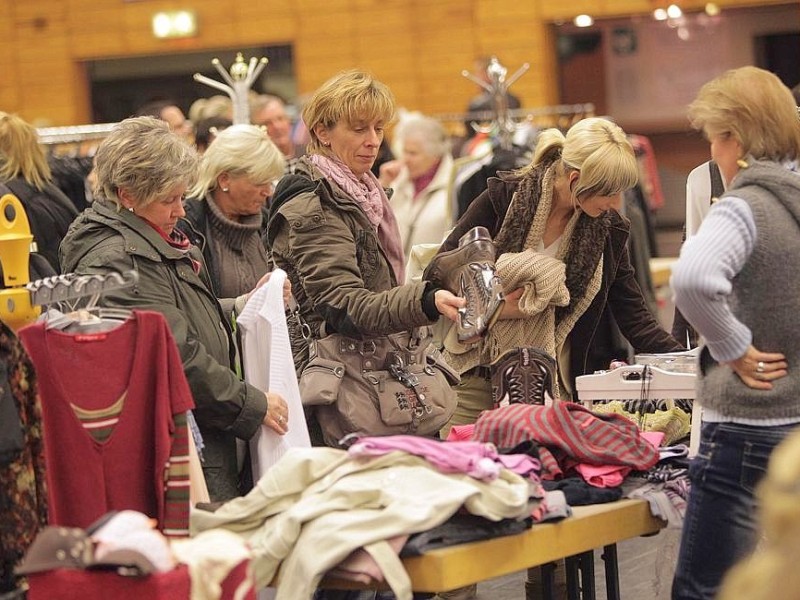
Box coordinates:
[0,193,40,330]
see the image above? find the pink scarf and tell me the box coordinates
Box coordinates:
[310,154,406,283]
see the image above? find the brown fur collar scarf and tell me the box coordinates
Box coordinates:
[493,159,611,324]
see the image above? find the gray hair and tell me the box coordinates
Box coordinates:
[394,115,450,158]
[189,124,286,197]
[93,116,199,209]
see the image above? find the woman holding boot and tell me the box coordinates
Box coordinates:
[267,69,465,448]
[425,116,683,600]
[427,116,684,431]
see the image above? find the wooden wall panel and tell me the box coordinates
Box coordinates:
[1,0,794,125]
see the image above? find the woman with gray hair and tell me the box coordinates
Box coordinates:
[60,116,289,502]
[379,114,454,260]
[178,123,285,298]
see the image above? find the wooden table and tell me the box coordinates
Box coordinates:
[324,498,665,597]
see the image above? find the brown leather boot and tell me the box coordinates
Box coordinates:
[490,346,557,407]
[423,226,505,343]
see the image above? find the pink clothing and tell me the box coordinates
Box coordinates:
[573,427,665,488]
[447,424,475,441]
[348,435,541,482]
[309,153,405,282]
[327,535,408,584]
[573,464,629,488]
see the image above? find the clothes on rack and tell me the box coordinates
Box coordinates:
[18,310,194,536]
[452,146,529,220]
[628,135,666,212]
[47,154,94,213]
[0,321,47,594]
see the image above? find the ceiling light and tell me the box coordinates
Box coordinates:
[666,4,683,19]
[152,10,197,39]
[705,3,721,16]
[653,8,668,21]
[574,14,594,27]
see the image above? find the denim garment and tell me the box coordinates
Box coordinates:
[671,421,799,600]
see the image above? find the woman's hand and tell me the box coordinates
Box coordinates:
[726,344,787,390]
[434,289,466,322]
[245,271,292,306]
[378,159,403,187]
[497,288,525,320]
[263,392,289,435]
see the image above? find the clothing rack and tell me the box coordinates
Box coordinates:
[36,123,117,145]
[434,103,596,130]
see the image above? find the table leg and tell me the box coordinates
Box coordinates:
[601,544,621,600]
[565,555,580,599]
[578,551,595,599]
[526,563,557,600]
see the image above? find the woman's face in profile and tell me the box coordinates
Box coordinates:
[318,118,385,176]
[218,174,273,218]
[578,193,622,218]
[132,184,188,235]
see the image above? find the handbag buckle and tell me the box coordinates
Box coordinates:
[388,353,432,416]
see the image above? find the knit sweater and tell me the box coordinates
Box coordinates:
[672,160,800,420]
[443,161,602,393]
[205,196,270,298]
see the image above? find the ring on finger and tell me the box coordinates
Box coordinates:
[278,415,285,424]
[756,361,765,373]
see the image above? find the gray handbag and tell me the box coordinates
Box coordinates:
[299,326,460,446]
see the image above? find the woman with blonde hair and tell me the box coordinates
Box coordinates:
[178,124,285,298]
[429,116,683,432]
[0,111,78,273]
[671,66,800,600]
[267,70,464,447]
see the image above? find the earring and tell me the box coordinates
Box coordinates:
[128,207,134,213]
[222,187,229,192]
[736,158,749,169]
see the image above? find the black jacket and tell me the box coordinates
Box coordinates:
[3,178,78,274]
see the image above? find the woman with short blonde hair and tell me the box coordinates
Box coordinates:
[671,66,800,600]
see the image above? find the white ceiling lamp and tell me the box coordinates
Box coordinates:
[653,8,668,21]
[574,14,594,27]
[152,10,198,39]
[666,4,683,19]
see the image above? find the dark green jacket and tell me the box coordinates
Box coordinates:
[59,200,267,501]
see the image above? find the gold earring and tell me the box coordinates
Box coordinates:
[736,158,749,169]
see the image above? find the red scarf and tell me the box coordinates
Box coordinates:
[142,219,200,274]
